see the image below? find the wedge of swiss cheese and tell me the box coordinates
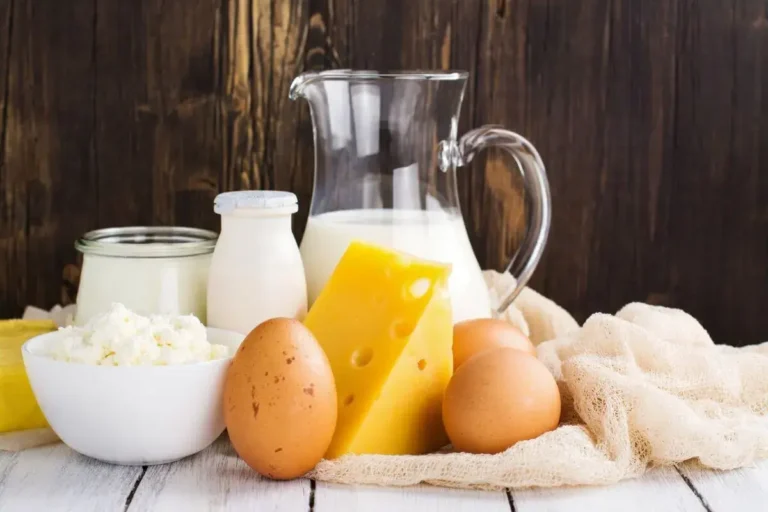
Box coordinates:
[304,241,453,458]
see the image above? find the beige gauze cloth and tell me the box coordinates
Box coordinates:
[309,270,768,489]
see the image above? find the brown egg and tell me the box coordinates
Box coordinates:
[452,318,535,370]
[442,347,561,454]
[224,318,337,480]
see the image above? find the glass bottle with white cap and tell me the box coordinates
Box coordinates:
[207,191,307,334]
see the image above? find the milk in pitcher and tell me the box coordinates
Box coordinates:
[300,209,492,323]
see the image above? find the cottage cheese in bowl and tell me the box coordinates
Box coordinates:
[22,305,244,465]
[47,303,229,366]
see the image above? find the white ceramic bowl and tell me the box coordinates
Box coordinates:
[22,327,244,466]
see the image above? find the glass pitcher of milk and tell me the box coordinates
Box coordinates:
[289,70,551,323]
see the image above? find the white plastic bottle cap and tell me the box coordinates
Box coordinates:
[213,191,298,214]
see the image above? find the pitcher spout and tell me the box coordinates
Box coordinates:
[289,72,321,100]
[290,70,354,100]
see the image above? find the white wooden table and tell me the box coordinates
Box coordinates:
[1,436,765,511]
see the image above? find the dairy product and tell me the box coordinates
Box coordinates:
[75,227,216,325]
[0,320,56,432]
[207,191,307,335]
[76,253,212,325]
[48,303,229,366]
[304,241,453,457]
[300,209,491,323]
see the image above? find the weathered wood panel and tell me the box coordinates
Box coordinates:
[0,442,143,512]
[314,482,510,512]
[513,466,704,512]
[15,440,768,512]
[3,0,98,309]
[127,436,311,511]
[0,0,22,315]
[1,0,767,345]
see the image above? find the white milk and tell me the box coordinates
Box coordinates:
[207,192,307,335]
[300,209,491,323]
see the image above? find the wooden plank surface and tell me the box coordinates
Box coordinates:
[0,443,142,512]
[4,439,768,511]
[680,460,768,512]
[512,467,705,512]
[127,436,311,512]
[1,0,768,344]
[314,482,511,512]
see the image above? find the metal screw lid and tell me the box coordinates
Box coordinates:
[75,226,217,258]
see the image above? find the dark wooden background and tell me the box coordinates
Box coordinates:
[1,0,766,345]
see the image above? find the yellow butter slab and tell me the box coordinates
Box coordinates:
[0,320,56,433]
[304,241,453,457]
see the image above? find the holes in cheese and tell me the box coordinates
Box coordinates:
[391,319,417,338]
[351,348,373,368]
[344,394,355,406]
[406,278,431,299]
[417,359,427,371]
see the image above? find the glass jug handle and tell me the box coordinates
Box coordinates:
[453,126,552,316]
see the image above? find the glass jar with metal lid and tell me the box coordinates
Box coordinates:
[74,227,218,325]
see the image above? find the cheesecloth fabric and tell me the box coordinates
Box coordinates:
[308,270,768,489]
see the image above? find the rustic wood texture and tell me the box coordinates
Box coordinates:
[7,438,768,511]
[1,0,767,345]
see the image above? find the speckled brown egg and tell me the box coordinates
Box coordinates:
[224,318,337,480]
[453,318,535,370]
[442,347,561,454]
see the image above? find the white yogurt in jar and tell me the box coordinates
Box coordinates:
[74,227,217,325]
[207,191,308,335]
